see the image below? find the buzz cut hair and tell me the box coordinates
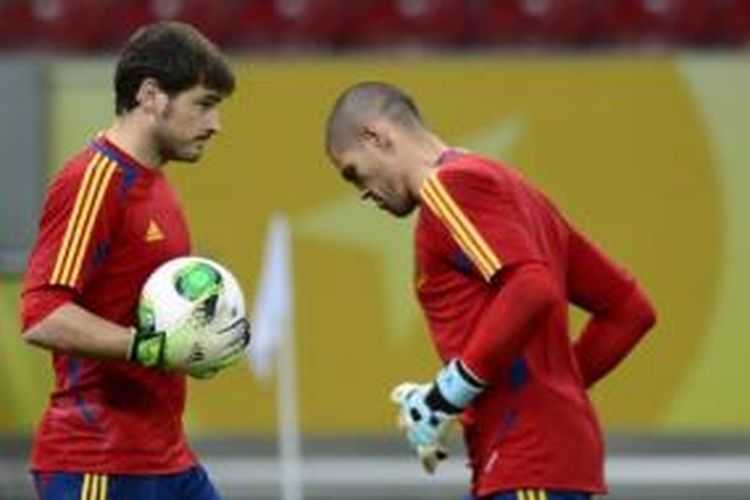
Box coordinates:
[325,81,423,155]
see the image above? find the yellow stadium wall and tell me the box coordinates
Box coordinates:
[1,56,748,435]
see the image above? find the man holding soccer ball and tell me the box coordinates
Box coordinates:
[20,22,247,499]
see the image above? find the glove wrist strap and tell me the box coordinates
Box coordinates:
[425,385,462,414]
[129,327,165,368]
[126,327,139,362]
[432,359,486,412]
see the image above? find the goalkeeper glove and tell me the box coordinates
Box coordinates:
[128,294,251,378]
[390,359,486,474]
[182,316,251,379]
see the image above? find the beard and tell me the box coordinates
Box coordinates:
[154,105,208,163]
[162,142,203,163]
[389,204,417,218]
[375,185,418,218]
[154,127,204,163]
[383,196,418,218]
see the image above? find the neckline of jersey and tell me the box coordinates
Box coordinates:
[91,135,163,178]
[435,148,466,166]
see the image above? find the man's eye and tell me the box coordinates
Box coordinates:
[342,167,360,184]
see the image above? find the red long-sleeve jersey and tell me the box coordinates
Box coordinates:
[21,136,197,474]
[415,151,654,495]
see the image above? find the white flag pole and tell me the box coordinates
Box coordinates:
[278,293,302,500]
[248,215,302,500]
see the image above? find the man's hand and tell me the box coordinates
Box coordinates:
[128,294,251,378]
[184,316,251,379]
[390,359,487,474]
[390,382,452,474]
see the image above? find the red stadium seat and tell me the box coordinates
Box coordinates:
[0,0,109,50]
[0,0,37,46]
[469,0,594,46]
[717,0,750,45]
[344,0,407,46]
[404,0,470,45]
[99,0,245,50]
[408,0,469,44]
[97,0,158,49]
[169,0,246,46]
[0,0,733,50]
[231,0,352,48]
[592,0,718,46]
[348,0,470,47]
[675,0,719,44]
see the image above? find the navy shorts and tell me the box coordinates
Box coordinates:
[32,465,221,500]
[465,489,591,500]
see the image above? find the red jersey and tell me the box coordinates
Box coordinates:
[415,151,634,495]
[21,136,196,474]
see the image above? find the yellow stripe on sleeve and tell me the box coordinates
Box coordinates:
[539,490,548,500]
[51,157,116,287]
[66,160,117,287]
[421,178,492,279]
[421,173,502,280]
[428,174,502,273]
[59,159,115,286]
[527,489,537,500]
[50,153,103,285]
[51,153,108,285]
[56,159,108,284]
[516,490,527,500]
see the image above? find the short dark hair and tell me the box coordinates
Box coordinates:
[325,81,423,155]
[114,21,235,115]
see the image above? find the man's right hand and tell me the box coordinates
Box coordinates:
[390,382,453,474]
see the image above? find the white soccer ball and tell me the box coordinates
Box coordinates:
[137,256,246,335]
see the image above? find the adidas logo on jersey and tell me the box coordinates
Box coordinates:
[145,219,165,242]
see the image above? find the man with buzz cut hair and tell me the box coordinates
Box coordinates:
[325,81,657,499]
[20,21,249,499]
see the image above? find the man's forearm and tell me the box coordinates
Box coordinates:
[22,302,133,359]
[574,284,656,388]
[461,263,559,383]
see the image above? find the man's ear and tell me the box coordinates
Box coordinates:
[361,122,392,150]
[136,78,168,115]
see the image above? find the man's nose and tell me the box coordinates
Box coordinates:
[207,110,222,134]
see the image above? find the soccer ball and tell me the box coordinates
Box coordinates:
[137,256,246,335]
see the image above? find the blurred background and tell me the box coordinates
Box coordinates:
[1,0,750,499]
